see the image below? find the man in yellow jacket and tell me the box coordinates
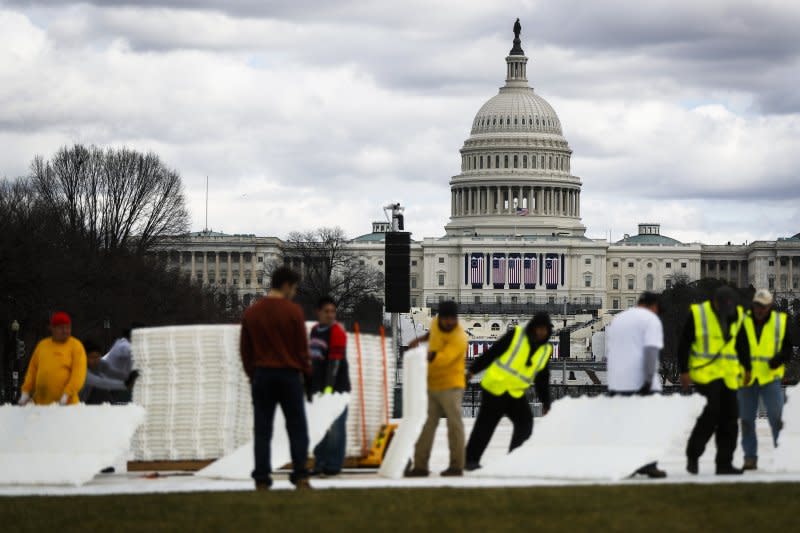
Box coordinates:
[464,313,553,471]
[19,312,87,406]
[406,301,469,477]
[738,289,796,470]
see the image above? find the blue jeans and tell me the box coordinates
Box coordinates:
[251,368,310,486]
[737,378,784,460]
[313,407,348,474]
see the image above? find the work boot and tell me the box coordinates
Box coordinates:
[743,458,758,471]
[686,457,699,475]
[637,464,667,479]
[440,468,463,477]
[293,477,313,490]
[255,481,272,491]
[404,469,430,478]
[464,462,482,472]
[716,464,744,475]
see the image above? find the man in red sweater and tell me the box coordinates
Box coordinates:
[309,296,350,476]
[240,266,312,490]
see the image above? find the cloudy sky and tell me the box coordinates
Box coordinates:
[1,0,799,244]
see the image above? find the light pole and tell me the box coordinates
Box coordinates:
[10,320,20,403]
[103,318,111,349]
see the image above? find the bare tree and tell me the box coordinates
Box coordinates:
[30,144,189,255]
[283,227,383,315]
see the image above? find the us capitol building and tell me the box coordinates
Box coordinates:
[156,24,799,350]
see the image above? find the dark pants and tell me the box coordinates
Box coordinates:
[465,389,533,466]
[686,379,739,467]
[251,367,310,486]
[313,407,348,475]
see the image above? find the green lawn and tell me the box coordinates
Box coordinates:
[1,484,796,532]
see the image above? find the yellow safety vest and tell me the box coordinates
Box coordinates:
[481,326,552,399]
[743,310,787,386]
[688,301,745,390]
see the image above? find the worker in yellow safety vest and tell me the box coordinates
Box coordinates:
[738,289,796,471]
[679,286,751,476]
[464,313,553,471]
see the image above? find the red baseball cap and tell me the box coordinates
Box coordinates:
[50,312,72,327]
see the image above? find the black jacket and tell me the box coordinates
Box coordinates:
[677,305,751,374]
[470,326,551,410]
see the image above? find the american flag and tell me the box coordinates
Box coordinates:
[545,254,560,289]
[492,253,506,288]
[516,207,528,216]
[524,254,537,289]
[470,254,484,287]
[508,254,523,288]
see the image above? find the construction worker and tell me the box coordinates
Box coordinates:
[679,286,751,475]
[464,313,553,471]
[309,296,350,477]
[19,311,87,406]
[406,300,469,478]
[738,289,795,470]
[605,291,667,478]
[240,267,312,490]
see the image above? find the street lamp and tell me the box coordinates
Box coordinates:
[103,318,111,348]
[10,320,21,403]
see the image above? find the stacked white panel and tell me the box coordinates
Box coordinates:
[132,324,394,462]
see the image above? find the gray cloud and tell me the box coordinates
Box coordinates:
[0,1,798,243]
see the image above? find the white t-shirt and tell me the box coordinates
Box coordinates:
[606,307,664,392]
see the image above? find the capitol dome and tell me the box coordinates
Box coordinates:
[470,88,563,136]
[445,19,585,239]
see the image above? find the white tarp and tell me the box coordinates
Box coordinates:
[477,394,706,481]
[773,383,800,472]
[196,392,350,480]
[0,404,145,486]
[378,346,428,479]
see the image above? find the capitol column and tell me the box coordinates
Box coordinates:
[190,252,196,279]
[544,188,549,214]
[203,252,209,284]
[496,186,501,214]
[528,186,534,213]
[507,186,513,213]
[227,251,233,284]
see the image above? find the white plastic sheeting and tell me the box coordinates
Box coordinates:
[378,346,428,479]
[131,325,250,461]
[478,394,706,481]
[0,404,145,486]
[131,324,392,461]
[774,383,800,472]
[196,392,350,480]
